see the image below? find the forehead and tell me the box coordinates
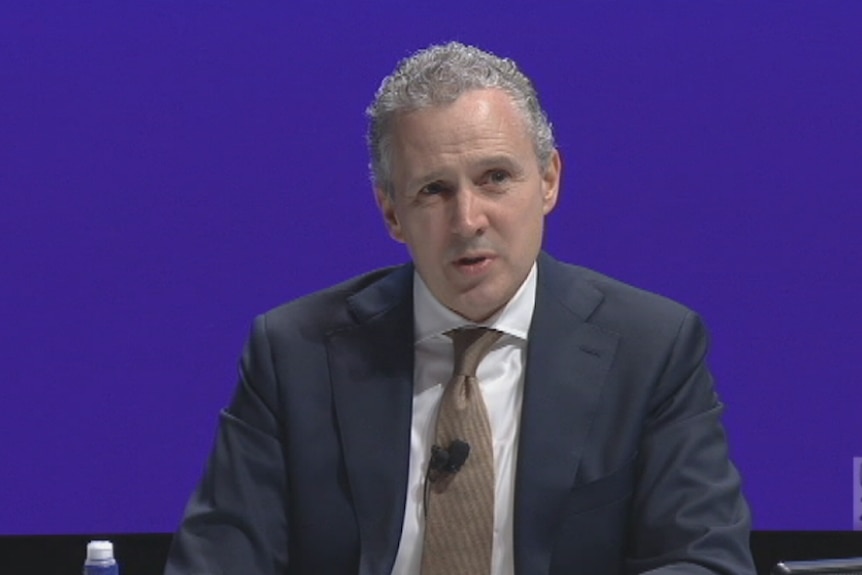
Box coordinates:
[388,89,535,180]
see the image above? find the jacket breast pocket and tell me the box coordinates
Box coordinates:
[565,456,637,515]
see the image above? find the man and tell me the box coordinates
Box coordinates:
[165,42,755,574]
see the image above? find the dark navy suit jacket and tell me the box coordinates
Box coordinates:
[165,253,755,574]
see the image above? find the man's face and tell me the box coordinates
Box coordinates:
[376,88,561,322]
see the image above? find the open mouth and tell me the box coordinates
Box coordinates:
[457,256,487,266]
[453,255,494,274]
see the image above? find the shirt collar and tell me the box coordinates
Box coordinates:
[413,263,537,344]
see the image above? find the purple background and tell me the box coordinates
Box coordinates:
[2,3,860,534]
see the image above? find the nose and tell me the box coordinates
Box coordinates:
[450,186,488,237]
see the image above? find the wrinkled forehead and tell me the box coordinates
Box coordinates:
[386,89,538,185]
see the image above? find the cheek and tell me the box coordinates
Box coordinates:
[403,210,446,240]
[399,216,443,258]
[501,211,545,255]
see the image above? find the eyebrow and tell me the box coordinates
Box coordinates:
[404,154,524,191]
[473,154,522,172]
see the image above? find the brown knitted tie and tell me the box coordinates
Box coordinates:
[421,327,502,575]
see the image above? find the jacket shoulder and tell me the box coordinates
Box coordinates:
[542,256,698,340]
[256,264,408,339]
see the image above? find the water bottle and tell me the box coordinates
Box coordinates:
[83,540,119,575]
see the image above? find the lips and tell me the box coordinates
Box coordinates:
[458,256,487,265]
[452,253,495,275]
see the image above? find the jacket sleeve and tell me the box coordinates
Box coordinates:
[626,311,755,574]
[164,314,289,575]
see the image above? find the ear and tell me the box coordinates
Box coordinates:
[541,149,562,215]
[375,186,406,243]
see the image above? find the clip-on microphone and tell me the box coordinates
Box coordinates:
[429,439,470,477]
[424,439,471,513]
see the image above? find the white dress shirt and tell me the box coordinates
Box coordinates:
[390,264,537,575]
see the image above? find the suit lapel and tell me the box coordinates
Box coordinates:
[325,256,620,574]
[327,265,414,575]
[514,254,620,574]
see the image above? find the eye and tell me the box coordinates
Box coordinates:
[485,169,511,185]
[419,181,449,196]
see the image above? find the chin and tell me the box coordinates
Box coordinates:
[454,294,506,323]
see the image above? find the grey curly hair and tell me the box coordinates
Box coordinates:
[366,42,556,195]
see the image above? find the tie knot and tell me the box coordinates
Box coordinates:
[447,327,503,378]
